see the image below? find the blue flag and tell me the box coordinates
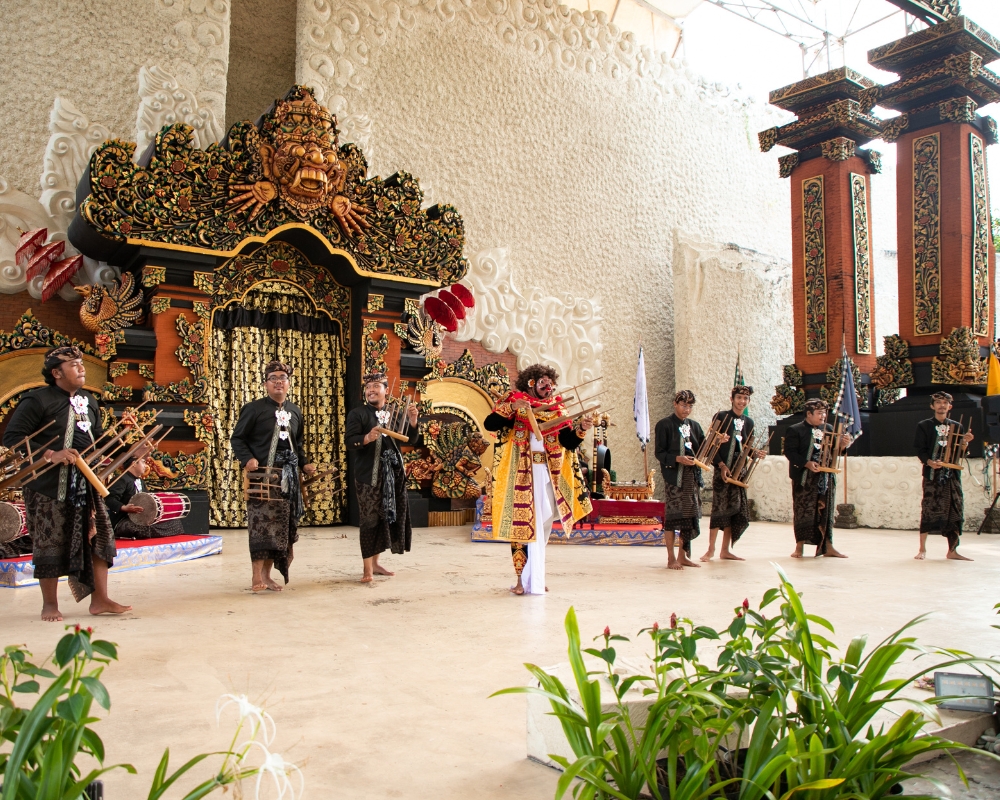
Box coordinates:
[836,349,863,443]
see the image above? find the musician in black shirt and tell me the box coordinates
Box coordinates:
[2,346,131,621]
[914,392,973,561]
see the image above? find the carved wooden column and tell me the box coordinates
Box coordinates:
[759,68,882,406]
[867,15,999,384]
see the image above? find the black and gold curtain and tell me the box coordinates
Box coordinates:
[208,281,347,527]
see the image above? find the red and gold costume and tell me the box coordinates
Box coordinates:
[486,391,591,579]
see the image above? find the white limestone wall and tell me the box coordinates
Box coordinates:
[672,232,793,429]
[748,455,993,532]
[297,0,791,485]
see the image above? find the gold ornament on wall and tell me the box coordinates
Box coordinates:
[932,326,987,384]
[76,272,143,333]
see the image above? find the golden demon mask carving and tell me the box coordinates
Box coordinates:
[228,89,369,235]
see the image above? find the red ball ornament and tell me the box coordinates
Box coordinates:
[449,282,475,308]
[438,289,466,320]
[424,296,458,332]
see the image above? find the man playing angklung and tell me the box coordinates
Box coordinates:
[655,390,718,570]
[914,391,973,561]
[231,361,316,592]
[701,385,755,562]
[345,372,421,583]
[783,398,849,559]
[2,345,133,621]
[486,365,592,595]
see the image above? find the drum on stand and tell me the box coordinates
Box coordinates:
[128,492,191,526]
[0,501,27,544]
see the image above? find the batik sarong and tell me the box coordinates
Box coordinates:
[919,475,963,551]
[709,470,750,544]
[792,474,836,552]
[355,447,411,559]
[114,518,185,540]
[24,486,115,601]
[664,469,701,553]
[247,498,297,583]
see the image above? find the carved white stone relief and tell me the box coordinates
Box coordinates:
[449,247,602,386]
[136,65,225,153]
[298,0,756,110]
[0,97,121,299]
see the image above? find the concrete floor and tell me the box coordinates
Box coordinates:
[3,522,1000,799]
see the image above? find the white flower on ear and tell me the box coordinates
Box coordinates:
[216,693,276,745]
[246,742,304,800]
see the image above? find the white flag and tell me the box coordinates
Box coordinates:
[634,345,650,450]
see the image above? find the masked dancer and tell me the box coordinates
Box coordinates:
[914,392,973,561]
[486,365,592,595]
[655,390,714,569]
[231,361,316,592]
[2,346,131,621]
[345,372,421,583]
[701,385,755,562]
[783,398,848,558]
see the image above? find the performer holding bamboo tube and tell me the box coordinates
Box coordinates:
[345,372,421,583]
[2,345,133,621]
[914,392,974,561]
[701,385,757,563]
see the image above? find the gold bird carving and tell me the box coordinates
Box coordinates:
[75,272,143,332]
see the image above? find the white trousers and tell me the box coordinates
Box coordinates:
[522,441,557,595]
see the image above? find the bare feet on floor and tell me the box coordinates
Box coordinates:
[699,549,715,562]
[510,583,524,594]
[373,564,395,576]
[41,603,63,622]
[251,582,267,593]
[720,551,745,561]
[947,550,972,561]
[914,550,926,560]
[790,549,804,558]
[360,574,373,583]
[820,546,848,558]
[89,599,132,615]
[678,552,701,568]
[667,560,684,570]
[263,576,283,591]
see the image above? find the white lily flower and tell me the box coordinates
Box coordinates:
[215,693,276,745]
[245,741,304,800]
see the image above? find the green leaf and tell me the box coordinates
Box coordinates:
[778,778,844,799]
[54,634,82,668]
[56,694,87,724]
[12,681,39,694]
[79,677,111,711]
[91,640,118,660]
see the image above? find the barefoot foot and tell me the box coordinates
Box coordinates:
[947,550,973,561]
[373,565,395,576]
[360,574,374,583]
[41,603,62,622]
[720,551,745,561]
[678,554,701,568]
[790,551,804,558]
[251,581,267,593]
[914,551,926,560]
[510,584,524,595]
[821,547,848,558]
[89,599,132,616]
[263,577,283,591]
[667,561,684,571]
[699,550,715,562]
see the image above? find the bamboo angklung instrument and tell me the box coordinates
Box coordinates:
[815,413,847,474]
[0,435,62,490]
[376,384,414,442]
[0,420,57,471]
[723,429,773,488]
[936,414,971,471]
[103,427,173,491]
[691,417,727,471]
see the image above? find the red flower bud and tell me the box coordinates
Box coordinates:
[652,622,659,632]
[742,598,750,610]
[604,626,610,637]
[74,624,81,633]
[670,613,677,629]
[86,627,93,634]
[736,610,743,618]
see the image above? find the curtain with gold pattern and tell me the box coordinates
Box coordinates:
[208,281,347,527]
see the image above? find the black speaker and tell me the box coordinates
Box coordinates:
[983,394,1000,444]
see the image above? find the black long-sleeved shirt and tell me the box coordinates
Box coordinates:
[105,474,142,528]
[783,420,833,482]
[2,385,102,499]
[914,416,964,481]
[654,414,705,487]
[345,404,422,485]
[710,409,756,470]
[230,397,307,467]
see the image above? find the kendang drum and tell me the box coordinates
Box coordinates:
[128,492,191,526]
[0,501,27,544]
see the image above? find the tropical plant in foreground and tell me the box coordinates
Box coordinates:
[0,626,303,800]
[496,566,1000,800]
